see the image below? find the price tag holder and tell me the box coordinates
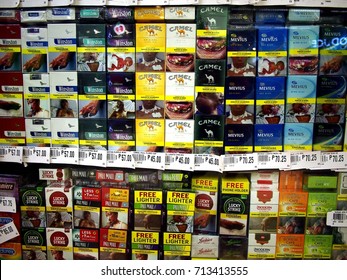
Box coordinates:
[194,154,222,173]
[223,153,258,172]
[290,151,321,170]
[257,152,291,170]
[50,147,79,165]
[0,196,16,213]
[23,147,50,164]
[107,151,135,169]
[165,153,194,171]
[327,211,347,227]
[0,221,20,244]
[79,149,107,167]
[133,152,165,170]
[319,152,347,170]
[0,146,23,163]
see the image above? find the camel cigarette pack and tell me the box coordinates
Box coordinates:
[304,235,333,259]
[0,242,22,260]
[78,118,107,150]
[275,234,305,259]
[191,173,219,234]
[313,123,344,151]
[254,124,284,152]
[285,75,317,123]
[219,236,248,260]
[99,228,128,260]
[45,184,73,229]
[73,185,101,229]
[307,192,337,217]
[288,25,319,75]
[135,119,165,152]
[20,183,46,228]
[21,228,47,260]
[219,175,249,237]
[105,7,134,23]
[257,26,288,77]
[107,119,135,151]
[136,73,165,101]
[319,26,347,76]
[195,59,226,94]
[131,230,160,260]
[51,118,79,148]
[191,234,219,259]
[0,117,26,146]
[21,26,48,73]
[134,6,165,22]
[78,72,106,95]
[0,24,21,72]
[196,6,228,37]
[165,120,194,154]
[194,115,224,155]
[101,186,129,229]
[135,23,166,52]
[0,212,21,243]
[72,228,99,260]
[164,6,196,21]
[163,232,191,260]
[48,23,77,72]
[283,123,313,151]
[166,190,195,233]
[133,190,163,232]
[224,124,253,153]
[46,227,73,260]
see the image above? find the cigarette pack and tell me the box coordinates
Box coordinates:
[72,228,99,260]
[21,228,47,260]
[163,232,191,260]
[131,230,160,260]
[100,228,128,260]
[46,227,73,260]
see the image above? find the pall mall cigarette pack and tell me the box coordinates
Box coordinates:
[131,230,160,260]
[163,232,192,260]
[72,228,99,260]
[100,228,128,260]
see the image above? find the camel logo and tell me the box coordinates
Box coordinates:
[147,76,155,84]
[147,123,154,130]
[147,28,155,36]
[205,74,214,84]
[207,17,216,27]
[205,129,214,138]
[176,124,184,132]
[177,29,186,36]
[176,76,185,85]
[176,10,184,17]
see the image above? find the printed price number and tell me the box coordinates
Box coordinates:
[107,151,135,168]
[23,147,50,163]
[79,149,106,167]
[0,196,16,213]
[320,152,347,169]
[223,154,257,171]
[327,211,347,227]
[165,154,194,171]
[0,221,19,244]
[194,154,222,172]
[258,152,291,169]
[50,148,78,164]
[193,266,248,276]
[0,146,22,163]
[134,152,165,170]
[290,151,321,170]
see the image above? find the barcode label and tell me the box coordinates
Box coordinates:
[223,154,258,172]
[51,148,78,165]
[0,146,23,163]
[134,152,165,170]
[319,152,347,170]
[258,152,291,170]
[165,153,194,171]
[79,149,107,167]
[224,155,236,165]
[194,154,222,173]
[258,154,270,162]
[327,211,347,227]
[0,221,19,244]
[23,147,50,164]
[106,151,135,169]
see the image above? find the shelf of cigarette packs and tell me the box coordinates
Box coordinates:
[0,163,346,260]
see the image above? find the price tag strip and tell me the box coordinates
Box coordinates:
[0,146,23,164]
[133,152,165,170]
[327,211,347,227]
[257,152,291,170]
[23,147,50,164]
[290,151,321,170]
[106,151,135,169]
[194,154,222,173]
[0,196,16,213]
[165,153,194,171]
[50,147,79,165]
[319,152,347,170]
[79,149,107,167]
[0,221,20,244]
[222,153,258,172]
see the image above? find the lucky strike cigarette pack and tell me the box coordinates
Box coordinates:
[72,228,99,260]
[191,172,219,234]
[21,228,47,260]
[163,232,192,260]
[39,168,71,181]
[219,175,250,237]
[46,227,73,260]
[99,228,128,260]
[131,230,160,260]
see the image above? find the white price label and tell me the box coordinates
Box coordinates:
[327,211,347,227]
[133,152,165,170]
[0,196,16,213]
[0,146,23,163]
[79,149,107,167]
[0,221,19,244]
[23,147,50,164]
[194,154,222,173]
[137,0,169,5]
[107,151,135,169]
[290,151,321,170]
[257,152,291,169]
[165,153,194,171]
[223,153,258,172]
[319,152,347,170]
[50,147,79,165]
